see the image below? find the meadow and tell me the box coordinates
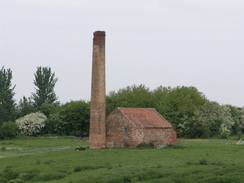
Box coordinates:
[0,136,243,183]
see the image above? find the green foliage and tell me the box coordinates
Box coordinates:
[31,66,58,109]
[17,96,36,117]
[42,113,65,134]
[61,100,90,136]
[0,178,8,183]
[199,159,208,165]
[15,112,47,136]
[0,121,19,140]
[39,103,60,117]
[18,169,40,181]
[0,66,16,125]
[106,84,244,138]
[106,84,153,115]
[74,165,102,172]
[182,102,221,138]
[36,172,67,181]
[0,147,7,151]
[43,100,90,136]
[152,86,208,132]
[220,132,229,139]
[1,166,19,180]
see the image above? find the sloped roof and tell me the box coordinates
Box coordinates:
[117,107,172,128]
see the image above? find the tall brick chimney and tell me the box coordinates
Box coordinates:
[89,31,106,149]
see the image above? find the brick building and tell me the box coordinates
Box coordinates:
[106,107,177,148]
[89,31,177,149]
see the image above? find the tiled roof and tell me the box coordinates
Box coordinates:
[117,107,172,128]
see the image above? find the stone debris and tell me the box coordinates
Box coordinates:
[236,138,244,145]
[150,142,167,149]
[156,144,167,149]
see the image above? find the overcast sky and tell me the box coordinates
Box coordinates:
[1,0,244,107]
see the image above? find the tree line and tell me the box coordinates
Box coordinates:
[0,66,243,139]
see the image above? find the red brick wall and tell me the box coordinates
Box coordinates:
[106,108,177,148]
[106,108,132,148]
[171,129,177,145]
[143,128,175,145]
[89,31,106,149]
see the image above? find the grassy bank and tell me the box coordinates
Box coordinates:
[0,137,243,183]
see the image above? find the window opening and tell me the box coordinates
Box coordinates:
[124,127,128,137]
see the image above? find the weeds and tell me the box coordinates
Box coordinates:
[199,159,208,165]
[0,178,8,183]
[37,172,67,181]
[74,165,103,172]
[1,166,19,180]
[0,147,6,151]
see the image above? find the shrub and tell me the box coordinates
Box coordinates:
[74,165,102,172]
[0,121,20,140]
[220,124,231,139]
[0,178,8,183]
[61,101,90,136]
[0,147,7,151]
[42,113,66,135]
[15,112,47,136]
[39,103,59,117]
[1,167,19,180]
[199,159,208,165]
[43,100,90,136]
[9,179,23,183]
[37,172,66,181]
[220,132,229,139]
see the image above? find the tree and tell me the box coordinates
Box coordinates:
[31,66,58,109]
[61,100,90,136]
[152,86,208,132]
[183,101,223,138]
[106,84,153,114]
[0,66,16,125]
[18,96,36,117]
[43,100,90,136]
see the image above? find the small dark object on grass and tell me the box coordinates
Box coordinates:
[75,147,85,151]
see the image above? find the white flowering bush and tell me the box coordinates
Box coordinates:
[220,123,231,139]
[15,112,47,136]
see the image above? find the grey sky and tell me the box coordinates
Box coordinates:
[1,0,244,107]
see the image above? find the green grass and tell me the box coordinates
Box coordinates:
[0,137,244,183]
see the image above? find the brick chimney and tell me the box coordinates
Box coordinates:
[89,31,106,149]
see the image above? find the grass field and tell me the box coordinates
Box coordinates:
[0,136,243,183]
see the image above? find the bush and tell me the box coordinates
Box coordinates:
[0,147,7,151]
[0,121,19,140]
[199,159,208,165]
[220,132,229,139]
[15,112,47,136]
[61,101,90,137]
[37,172,66,181]
[1,167,19,180]
[74,165,102,172]
[0,178,8,183]
[43,100,90,136]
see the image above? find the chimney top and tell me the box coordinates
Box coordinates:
[93,31,106,45]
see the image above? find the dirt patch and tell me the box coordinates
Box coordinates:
[72,137,89,141]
